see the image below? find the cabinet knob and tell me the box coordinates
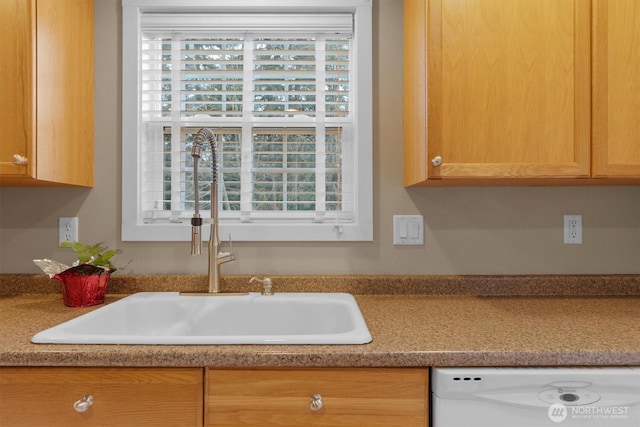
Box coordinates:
[431,156,442,167]
[12,154,28,166]
[309,393,323,411]
[73,395,94,413]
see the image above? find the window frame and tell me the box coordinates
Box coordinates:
[122,0,373,242]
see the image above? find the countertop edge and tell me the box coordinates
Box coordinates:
[1,349,639,368]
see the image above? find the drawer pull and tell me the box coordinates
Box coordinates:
[12,154,28,166]
[431,156,442,167]
[309,393,323,411]
[73,395,94,413]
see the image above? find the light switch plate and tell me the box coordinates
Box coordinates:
[393,215,424,245]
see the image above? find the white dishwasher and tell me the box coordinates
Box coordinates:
[432,367,640,426]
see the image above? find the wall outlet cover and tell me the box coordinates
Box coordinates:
[563,214,582,245]
[59,217,79,246]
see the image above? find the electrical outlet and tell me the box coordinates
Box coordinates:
[563,214,582,245]
[59,217,79,246]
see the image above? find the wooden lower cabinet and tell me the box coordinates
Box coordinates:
[0,367,428,426]
[0,367,203,427]
[205,368,429,426]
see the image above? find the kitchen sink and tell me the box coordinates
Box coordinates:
[31,292,373,345]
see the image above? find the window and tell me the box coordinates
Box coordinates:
[122,0,372,241]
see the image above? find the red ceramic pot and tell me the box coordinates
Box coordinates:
[53,264,113,307]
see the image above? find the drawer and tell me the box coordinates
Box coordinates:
[0,367,203,427]
[206,368,428,426]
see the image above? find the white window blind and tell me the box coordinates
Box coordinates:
[122,0,372,242]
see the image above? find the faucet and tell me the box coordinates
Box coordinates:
[250,277,274,296]
[190,128,235,293]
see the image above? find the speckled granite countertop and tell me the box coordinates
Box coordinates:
[1,275,639,368]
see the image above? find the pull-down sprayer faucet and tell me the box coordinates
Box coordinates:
[190,128,235,293]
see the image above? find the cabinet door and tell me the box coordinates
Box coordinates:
[0,367,203,427]
[34,0,94,186]
[206,368,428,426]
[405,0,591,184]
[0,0,93,187]
[0,0,34,178]
[592,0,640,178]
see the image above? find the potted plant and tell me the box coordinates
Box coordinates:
[34,242,122,307]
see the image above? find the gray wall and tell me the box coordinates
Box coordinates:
[1,0,638,275]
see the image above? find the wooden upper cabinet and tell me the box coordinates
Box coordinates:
[404,0,592,185]
[592,0,640,178]
[0,0,33,179]
[0,0,94,187]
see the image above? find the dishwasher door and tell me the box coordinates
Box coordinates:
[432,367,640,427]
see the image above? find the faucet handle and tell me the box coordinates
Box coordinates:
[250,277,274,296]
[217,234,235,264]
[218,251,235,264]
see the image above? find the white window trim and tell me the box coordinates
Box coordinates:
[122,0,372,242]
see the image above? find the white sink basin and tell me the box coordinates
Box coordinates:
[31,292,372,345]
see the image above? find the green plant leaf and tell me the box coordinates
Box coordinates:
[61,241,121,270]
